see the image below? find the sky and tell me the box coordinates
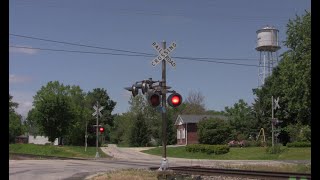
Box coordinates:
[9,0,311,117]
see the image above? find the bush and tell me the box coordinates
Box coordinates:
[266,144,285,154]
[197,118,232,145]
[286,142,311,147]
[185,144,229,155]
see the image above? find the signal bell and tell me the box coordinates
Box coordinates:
[167,93,182,107]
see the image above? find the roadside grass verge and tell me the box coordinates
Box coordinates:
[88,169,158,180]
[9,144,109,159]
[141,146,311,160]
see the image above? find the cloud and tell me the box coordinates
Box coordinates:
[10,91,35,117]
[9,46,39,55]
[9,74,33,84]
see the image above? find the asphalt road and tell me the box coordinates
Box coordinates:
[9,144,311,180]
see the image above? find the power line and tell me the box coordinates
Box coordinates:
[9,45,153,57]
[10,45,261,67]
[10,33,152,56]
[10,33,257,61]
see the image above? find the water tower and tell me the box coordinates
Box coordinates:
[256,26,281,87]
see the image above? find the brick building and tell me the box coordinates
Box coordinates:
[174,114,227,145]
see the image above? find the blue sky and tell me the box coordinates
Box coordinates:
[9,0,310,117]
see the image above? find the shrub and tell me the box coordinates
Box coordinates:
[286,142,311,147]
[185,144,229,155]
[197,118,232,145]
[266,144,284,154]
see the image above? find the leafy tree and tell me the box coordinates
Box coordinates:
[63,85,87,145]
[252,11,311,143]
[224,99,256,140]
[30,81,75,143]
[284,123,311,142]
[129,112,151,147]
[86,88,116,144]
[9,94,18,113]
[109,113,132,145]
[198,117,231,145]
[9,94,26,143]
[25,108,41,136]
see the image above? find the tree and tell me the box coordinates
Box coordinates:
[9,94,18,113]
[109,113,132,145]
[9,94,26,143]
[86,88,116,144]
[129,112,151,147]
[252,11,311,143]
[63,85,88,145]
[224,99,256,140]
[129,94,162,146]
[30,81,75,143]
[198,117,231,145]
[181,91,206,114]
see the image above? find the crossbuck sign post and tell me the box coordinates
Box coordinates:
[151,41,177,171]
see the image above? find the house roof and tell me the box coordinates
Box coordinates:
[175,114,227,125]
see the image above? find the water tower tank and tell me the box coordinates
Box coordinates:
[256,26,280,52]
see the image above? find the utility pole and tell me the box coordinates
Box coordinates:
[271,96,274,147]
[92,101,103,158]
[161,41,168,168]
[85,120,88,152]
[95,101,100,158]
[271,96,280,148]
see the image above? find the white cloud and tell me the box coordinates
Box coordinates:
[9,74,33,84]
[10,91,35,117]
[9,46,39,55]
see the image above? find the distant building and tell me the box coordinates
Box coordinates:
[28,134,59,145]
[15,135,28,144]
[174,114,227,145]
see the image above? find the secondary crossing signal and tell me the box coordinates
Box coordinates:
[99,127,105,133]
[167,93,182,107]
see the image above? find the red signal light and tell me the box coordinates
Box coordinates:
[99,127,105,133]
[167,93,182,107]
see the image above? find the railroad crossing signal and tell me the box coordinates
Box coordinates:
[92,104,104,117]
[273,97,280,110]
[151,42,176,67]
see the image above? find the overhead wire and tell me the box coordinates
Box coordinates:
[10,33,257,61]
[10,45,262,67]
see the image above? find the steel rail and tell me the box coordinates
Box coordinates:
[151,166,311,180]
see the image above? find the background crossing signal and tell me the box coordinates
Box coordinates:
[99,127,105,133]
[167,93,182,107]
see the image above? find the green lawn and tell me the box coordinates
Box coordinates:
[9,144,109,158]
[142,146,311,160]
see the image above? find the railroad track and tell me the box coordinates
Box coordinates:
[150,166,311,180]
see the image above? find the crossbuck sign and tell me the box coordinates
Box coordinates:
[92,104,103,117]
[151,42,176,67]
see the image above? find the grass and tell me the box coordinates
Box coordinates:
[220,164,311,173]
[89,169,158,180]
[9,144,109,158]
[142,146,311,160]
